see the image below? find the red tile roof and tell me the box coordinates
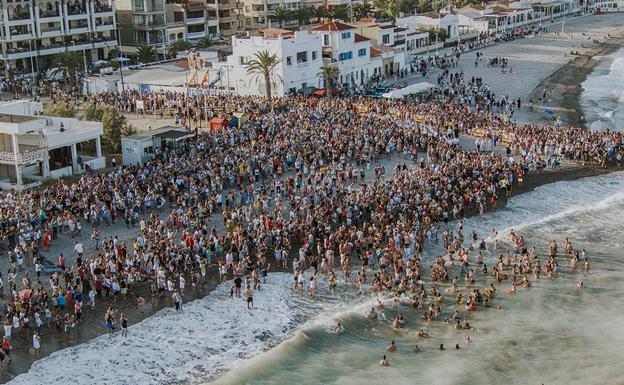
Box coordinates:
[354,33,370,42]
[370,47,382,58]
[312,21,355,32]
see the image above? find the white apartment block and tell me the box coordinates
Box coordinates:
[116,0,241,53]
[213,28,323,96]
[0,0,117,75]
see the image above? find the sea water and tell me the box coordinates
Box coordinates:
[580,47,624,132]
[10,172,624,385]
[210,172,624,385]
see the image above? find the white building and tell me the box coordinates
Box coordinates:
[0,0,117,75]
[0,100,105,190]
[397,13,461,42]
[310,21,382,88]
[213,28,323,96]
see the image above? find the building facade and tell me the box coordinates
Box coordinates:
[0,0,117,75]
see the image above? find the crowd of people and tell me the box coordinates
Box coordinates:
[0,66,620,371]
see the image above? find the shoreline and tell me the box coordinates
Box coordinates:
[528,26,624,128]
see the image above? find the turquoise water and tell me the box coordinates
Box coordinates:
[210,172,624,385]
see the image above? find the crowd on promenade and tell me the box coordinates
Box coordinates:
[0,67,621,368]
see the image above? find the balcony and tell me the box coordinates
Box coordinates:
[37,42,66,55]
[186,31,206,39]
[0,147,49,165]
[7,32,34,41]
[134,21,166,30]
[94,22,115,32]
[93,4,114,16]
[5,47,36,60]
[186,16,205,24]
[68,41,93,51]
[39,28,64,38]
[67,8,89,20]
[92,38,117,49]
[39,10,61,21]
[69,26,90,34]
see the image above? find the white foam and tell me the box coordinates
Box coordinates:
[8,273,326,385]
[581,47,624,132]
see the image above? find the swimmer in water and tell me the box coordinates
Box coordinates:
[387,340,397,352]
[578,281,584,288]
[440,344,445,350]
[417,329,430,338]
[379,355,390,367]
[413,345,420,352]
[368,307,378,319]
[335,322,344,334]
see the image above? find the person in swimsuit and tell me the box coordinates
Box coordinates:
[243,286,254,309]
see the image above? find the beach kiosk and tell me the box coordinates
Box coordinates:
[210,117,228,131]
[121,126,192,166]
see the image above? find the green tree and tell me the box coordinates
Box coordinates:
[244,50,282,100]
[195,36,213,49]
[318,64,339,99]
[426,26,448,42]
[330,4,350,20]
[168,40,193,58]
[352,2,374,20]
[43,103,76,118]
[269,5,292,28]
[311,5,328,23]
[50,50,82,89]
[84,103,136,153]
[136,45,157,64]
[292,6,312,25]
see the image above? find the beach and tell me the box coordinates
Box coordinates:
[2,12,624,385]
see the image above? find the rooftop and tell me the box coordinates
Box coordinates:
[312,21,355,32]
[354,33,370,43]
[0,114,38,124]
[123,126,191,141]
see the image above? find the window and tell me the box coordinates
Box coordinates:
[296,51,307,63]
[338,51,353,61]
[382,34,390,44]
[286,56,292,65]
[358,48,366,57]
[341,32,351,39]
[312,51,317,60]
[239,56,246,65]
[323,34,329,46]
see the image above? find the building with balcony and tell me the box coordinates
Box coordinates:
[0,0,117,75]
[0,100,105,190]
[116,0,167,51]
[241,0,300,30]
[310,21,382,88]
[212,28,323,96]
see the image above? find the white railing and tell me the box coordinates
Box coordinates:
[0,148,49,164]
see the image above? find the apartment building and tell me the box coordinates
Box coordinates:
[0,0,117,75]
[117,0,241,53]
[241,0,300,30]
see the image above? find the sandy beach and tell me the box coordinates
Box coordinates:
[2,12,624,385]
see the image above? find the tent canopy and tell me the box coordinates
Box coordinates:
[382,81,435,99]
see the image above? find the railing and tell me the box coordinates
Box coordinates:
[40,10,61,18]
[9,12,31,21]
[0,148,49,164]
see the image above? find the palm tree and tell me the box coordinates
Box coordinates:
[330,4,350,21]
[195,36,213,49]
[292,6,311,25]
[136,45,157,64]
[245,50,282,100]
[318,64,339,99]
[269,5,291,28]
[311,5,328,23]
[352,2,374,20]
[168,40,193,58]
[51,50,82,89]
